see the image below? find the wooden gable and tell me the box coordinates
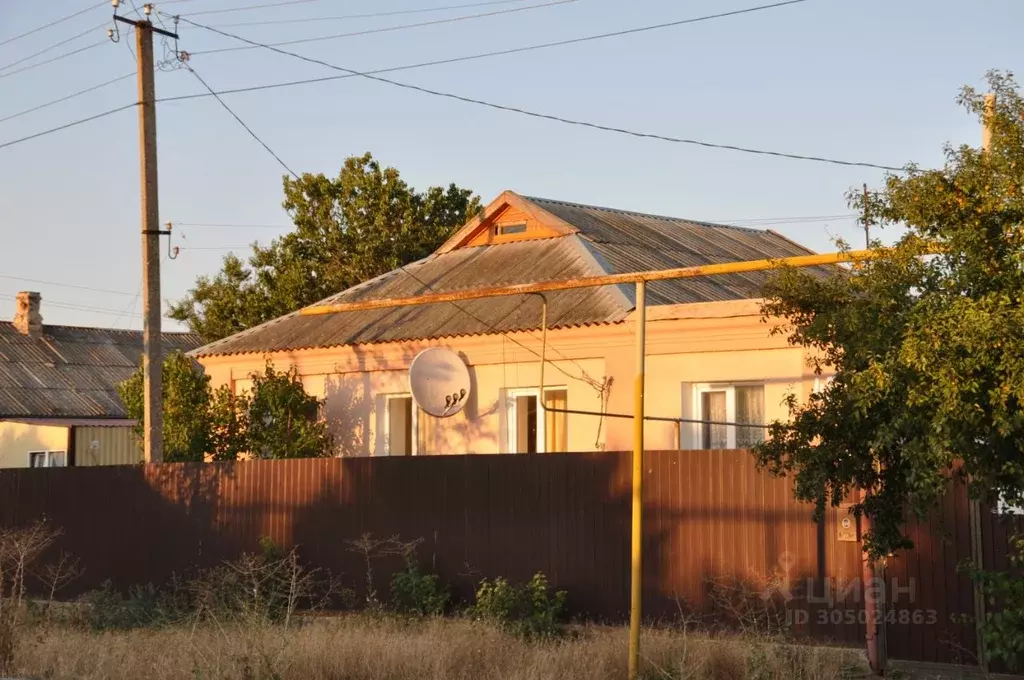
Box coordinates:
[437,191,578,253]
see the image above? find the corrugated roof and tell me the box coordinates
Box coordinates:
[194,194,821,358]
[0,323,203,418]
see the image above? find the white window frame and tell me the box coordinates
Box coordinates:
[383,394,418,456]
[692,383,765,450]
[505,387,566,454]
[28,450,66,468]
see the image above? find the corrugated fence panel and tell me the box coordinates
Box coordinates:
[0,451,1009,665]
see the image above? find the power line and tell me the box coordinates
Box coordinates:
[0,100,138,151]
[174,222,291,228]
[0,274,136,297]
[0,102,137,152]
[0,1,106,49]
[210,0,532,27]
[184,62,299,178]
[0,41,108,81]
[0,294,144,318]
[0,22,107,74]
[191,0,576,55]
[185,0,355,17]
[178,6,905,172]
[0,73,133,124]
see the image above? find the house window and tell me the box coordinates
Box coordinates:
[694,384,765,450]
[493,222,527,237]
[505,388,567,453]
[384,395,416,456]
[28,451,66,468]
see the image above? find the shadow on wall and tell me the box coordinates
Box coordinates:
[0,450,986,665]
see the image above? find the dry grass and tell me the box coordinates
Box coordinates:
[12,616,868,680]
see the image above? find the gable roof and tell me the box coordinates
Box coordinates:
[0,323,203,419]
[193,192,818,358]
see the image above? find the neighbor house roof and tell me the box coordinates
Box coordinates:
[0,323,203,419]
[194,192,819,358]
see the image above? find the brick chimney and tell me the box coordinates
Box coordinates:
[12,291,42,336]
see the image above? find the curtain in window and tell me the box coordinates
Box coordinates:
[417,409,437,455]
[388,398,413,455]
[735,385,765,448]
[544,389,568,453]
[701,391,727,449]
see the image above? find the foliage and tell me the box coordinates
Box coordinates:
[169,152,480,341]
[472,572,567,638]
[119,358,330,461]
[389,547,449,617]
[83,580,188,631]
[247,363,332,459]
[346,534,418,610]
[118,352,214,462]
[208,384,250,462]
[754,71,1024,559]
[964,534,1024,671]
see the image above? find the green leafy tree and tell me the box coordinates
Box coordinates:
[209,385,250,462]
[246,364,332,459]
[754,71,1024,559]
[169,153,480,341]
[117,352,213,463]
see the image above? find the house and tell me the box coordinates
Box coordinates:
[0,292,203,467]
[193,192,832,456]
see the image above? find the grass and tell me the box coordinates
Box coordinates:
[12,615,868,680]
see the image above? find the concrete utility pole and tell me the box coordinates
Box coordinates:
[114,4,178,464]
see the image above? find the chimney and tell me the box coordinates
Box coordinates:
[12,292,43,336]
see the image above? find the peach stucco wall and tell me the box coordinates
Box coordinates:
[198,299,828,456]
[0,421,69,468]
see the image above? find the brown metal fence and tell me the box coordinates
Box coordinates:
[0,450,1009,666]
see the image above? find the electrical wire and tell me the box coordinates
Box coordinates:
[0,1,106,49]
[178,8,905,172]
[173,222,291,228]
[210,0,532,27]
[0,73,133,124]
[184,62,300,178]
[185,0,355,17]
[0,22,107,74]
[0,102,136,151]
[0,274,136,297]
[0,294,144,318]
[0,41,108,81]
[191,0,577,55]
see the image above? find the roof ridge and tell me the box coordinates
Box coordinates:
[523,195,773,235]
[0,320,200,338]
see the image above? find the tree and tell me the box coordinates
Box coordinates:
[754,71,1024,559]
[118,352,213,462]
[169,153,480,341]
[246,364,332,459]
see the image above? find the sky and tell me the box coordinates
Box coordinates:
[0,0,1020,332]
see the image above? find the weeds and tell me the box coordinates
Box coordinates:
[472,572,567,639]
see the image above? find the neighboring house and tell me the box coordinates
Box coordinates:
[194,191,832,456]
[0,292,203,468]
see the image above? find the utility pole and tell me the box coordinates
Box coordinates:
[114,4,178,464]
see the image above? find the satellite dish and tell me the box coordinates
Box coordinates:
[409,348,471,418]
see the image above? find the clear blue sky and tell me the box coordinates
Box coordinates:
[0,0,1020,331]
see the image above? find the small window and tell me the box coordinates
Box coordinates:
[28,451,66,468]
[505,387,567,453]
[694,384,765,450]
[493,222,527,236]
[384,395,415,456]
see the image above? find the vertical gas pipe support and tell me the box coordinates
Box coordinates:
[627,280,646,680]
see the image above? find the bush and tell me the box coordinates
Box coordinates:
[390,561,449,617]
[472,572,566,638]
[965,534,1024,671]
[83,581,187,631]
